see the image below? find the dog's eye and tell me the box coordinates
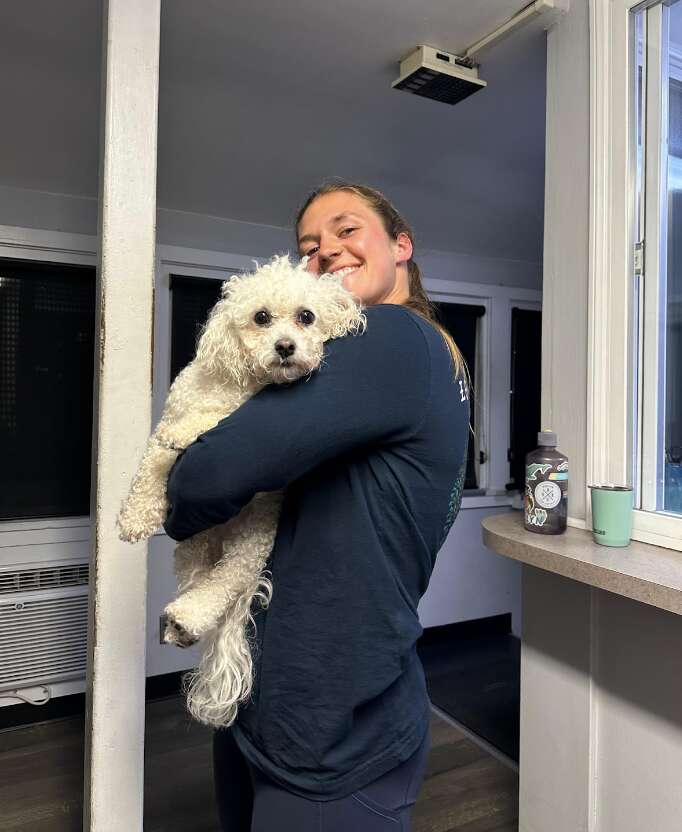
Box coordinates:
[298,310,315,326]
[254,310,271,326]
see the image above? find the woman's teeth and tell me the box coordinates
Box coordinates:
[335,266,359,277]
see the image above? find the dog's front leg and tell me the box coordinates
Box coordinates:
[117,439,179,542]
[155,410,228,452]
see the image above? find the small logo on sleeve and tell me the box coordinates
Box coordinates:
[459,379,469,402]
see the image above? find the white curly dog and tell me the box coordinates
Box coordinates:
[116,254,366,727]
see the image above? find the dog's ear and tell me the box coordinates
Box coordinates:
[194,296,247,386]
[314,275,367,339]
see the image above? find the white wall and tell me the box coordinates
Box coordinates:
[0,183,542,290]
[418,505,522,635]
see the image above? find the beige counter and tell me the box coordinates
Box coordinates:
[481,511,682,616]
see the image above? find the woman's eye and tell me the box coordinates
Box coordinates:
[304,246,318,257]
[298,310,315,326]
[254,310,271,325]
[339,227,356,236]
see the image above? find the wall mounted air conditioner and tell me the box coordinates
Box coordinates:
[0,561,90,694]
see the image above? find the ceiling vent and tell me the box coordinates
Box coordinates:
[392,46,486,106]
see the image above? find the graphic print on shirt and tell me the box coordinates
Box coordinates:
[458,378,468,403]
[438,375,470,549]
[439,459,467,549]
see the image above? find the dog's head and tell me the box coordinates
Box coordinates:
[195,254,366,386]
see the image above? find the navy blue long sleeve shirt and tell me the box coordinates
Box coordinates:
[163,303,469,800]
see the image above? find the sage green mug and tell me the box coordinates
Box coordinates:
[589,485,633,547]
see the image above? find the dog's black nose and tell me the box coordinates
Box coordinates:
[275,339,296,358]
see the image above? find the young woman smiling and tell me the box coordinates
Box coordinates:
[164,181,470,831]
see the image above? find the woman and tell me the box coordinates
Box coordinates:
[163,181,470,831]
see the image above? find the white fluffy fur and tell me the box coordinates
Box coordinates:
[116,254,366,727]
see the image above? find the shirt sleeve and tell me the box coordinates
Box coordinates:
[162,305,431,541]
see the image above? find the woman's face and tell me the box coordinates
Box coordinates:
[296,191,413,307]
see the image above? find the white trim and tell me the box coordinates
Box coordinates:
[588,0,682,551]
[567,515,588,530]
[460,495,514,510]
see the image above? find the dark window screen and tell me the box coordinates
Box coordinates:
[508,307,542,491]
[0,258,95,520]
[432,302,485,490]
[169,274,228,383]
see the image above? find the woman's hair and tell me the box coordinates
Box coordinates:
[294,179,466,379]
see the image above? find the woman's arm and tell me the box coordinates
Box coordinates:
[163,305,432,541]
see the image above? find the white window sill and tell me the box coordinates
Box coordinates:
[460,493,515,510]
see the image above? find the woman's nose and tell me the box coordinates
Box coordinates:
[318,241,341,271]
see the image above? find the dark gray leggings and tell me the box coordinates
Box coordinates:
[213,727,430,831]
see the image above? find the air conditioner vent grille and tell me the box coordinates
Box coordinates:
[0,595,89,691]
[0,564,89,596]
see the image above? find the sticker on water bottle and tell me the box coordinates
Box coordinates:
[534,481,562,509]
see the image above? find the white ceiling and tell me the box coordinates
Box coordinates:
[0,0,547,261]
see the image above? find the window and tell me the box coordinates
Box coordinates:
[169,274,225,382]
[169,283,488,491]
[634,3,682,516]
[508,307,542,492]
[589,0,682,549]
[432,301,486,491]
[0,258,95,521]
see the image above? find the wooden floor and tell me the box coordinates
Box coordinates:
[0,697,518,831]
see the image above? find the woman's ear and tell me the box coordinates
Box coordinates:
[395,231,413,265]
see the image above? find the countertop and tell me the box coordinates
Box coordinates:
[482,511,682,616]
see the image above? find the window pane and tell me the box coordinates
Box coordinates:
[0,259,95,520]
[432,302,485,491]
[664,7,682,513]
[169,274,225,383]
[508,308,542,492]
[638,3,682,516]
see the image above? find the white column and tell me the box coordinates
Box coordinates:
[84,2,160,829]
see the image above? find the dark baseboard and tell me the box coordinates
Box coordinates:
[417,613,512,647]
[0,670,187,733]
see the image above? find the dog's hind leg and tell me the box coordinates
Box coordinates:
[163,492,282,644]
[164,527,225,647]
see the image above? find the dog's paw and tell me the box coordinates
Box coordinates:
[155,422,197,452]
[164,615,199,649]
[116,498,168,543]
[116,516,158,543]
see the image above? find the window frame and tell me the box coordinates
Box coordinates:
[0,225,96,552]
[589,0,682,550]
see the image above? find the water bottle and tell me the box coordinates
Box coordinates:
[524,430,568,535]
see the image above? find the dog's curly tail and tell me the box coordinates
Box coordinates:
[182,570,273,728]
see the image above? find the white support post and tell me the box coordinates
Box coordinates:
[84,2,160,829]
